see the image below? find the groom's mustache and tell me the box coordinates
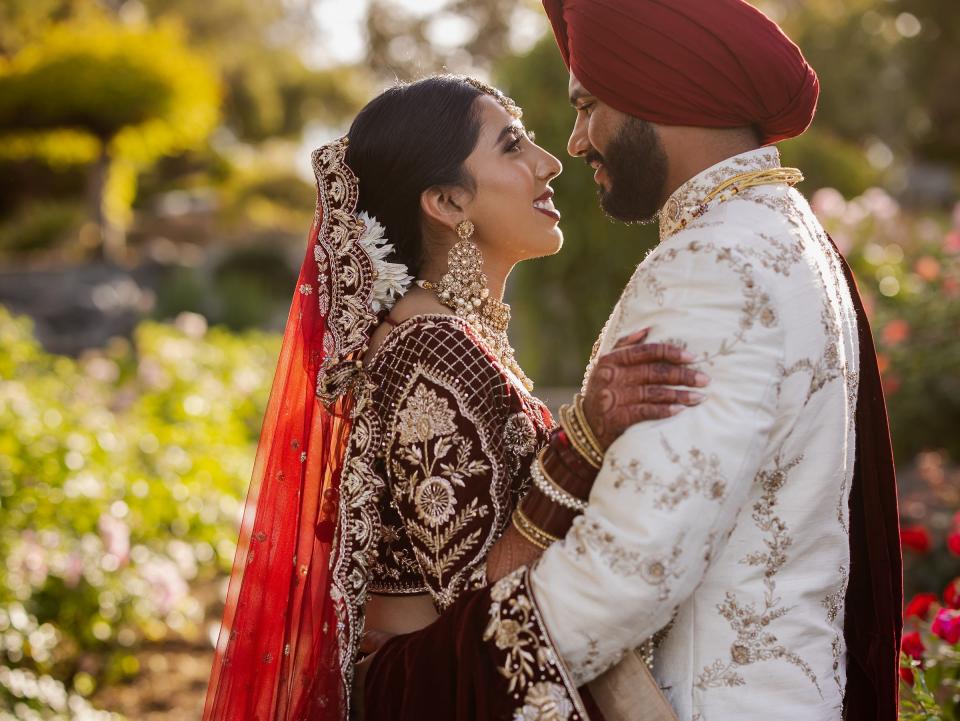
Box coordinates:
[584,150,605,168]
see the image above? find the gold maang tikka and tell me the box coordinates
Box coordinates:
[418,220,534,391]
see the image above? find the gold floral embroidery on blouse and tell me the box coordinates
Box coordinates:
[484,569,588,721]
[376,317,551,610]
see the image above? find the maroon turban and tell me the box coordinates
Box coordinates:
[543,0,820,145]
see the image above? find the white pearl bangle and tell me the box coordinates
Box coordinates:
[530,458,588,513]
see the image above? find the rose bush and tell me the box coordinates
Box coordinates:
[0,307,279,718]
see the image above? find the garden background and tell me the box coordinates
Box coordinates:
[1,0,958,718]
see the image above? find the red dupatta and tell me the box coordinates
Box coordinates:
[203,137,383,721]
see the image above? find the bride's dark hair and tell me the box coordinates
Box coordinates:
[345,75,517,277]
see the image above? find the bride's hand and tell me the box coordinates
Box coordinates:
[582,328,709,450]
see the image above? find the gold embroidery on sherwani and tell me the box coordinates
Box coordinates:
[824,565,849,697]
[553,148,855,718]
[485,569,588,721]
[696,453,822,695]
[609,437,726,510]
[569,518,686,602]
[625,239,778,366]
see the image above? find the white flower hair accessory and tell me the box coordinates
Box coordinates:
[356,211,413,312]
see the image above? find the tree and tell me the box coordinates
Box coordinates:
[0,19,220,259]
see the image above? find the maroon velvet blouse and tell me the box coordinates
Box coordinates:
[361,314,553,611]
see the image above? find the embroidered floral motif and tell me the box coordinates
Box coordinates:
[484,569,586,721]
[396,384,458,445]
[414,476,457,527]
[821,566,848,625]
[569,518,685,601]
[514,682,575,721]
[368,318,551,608]
[505,412,538,458]
[623,239,779,366]
[609,437,726,510]
[696,453,821,695]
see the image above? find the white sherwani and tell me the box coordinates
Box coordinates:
[530,148,859,720]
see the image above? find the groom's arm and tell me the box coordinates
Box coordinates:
[529,233,785,684]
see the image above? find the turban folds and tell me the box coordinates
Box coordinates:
[543,0,820,145]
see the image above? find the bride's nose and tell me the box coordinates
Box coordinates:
[537,149,563,182]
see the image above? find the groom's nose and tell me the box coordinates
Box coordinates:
[567,114,591,158]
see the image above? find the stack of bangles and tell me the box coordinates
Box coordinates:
[510,394,603,550]
[559,394,604,469]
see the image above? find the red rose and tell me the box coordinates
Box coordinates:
[899,666,915,686]
[901,631,925,660]
[932,608,960,644]
[904,593,938,621]
[948,532,960,557]
[945,579,960,609]
[901,526,931,554]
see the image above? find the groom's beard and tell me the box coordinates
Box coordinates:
[588,117,669,225]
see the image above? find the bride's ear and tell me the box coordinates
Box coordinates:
[420,185,471,234]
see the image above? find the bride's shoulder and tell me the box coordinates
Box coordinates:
[367,313,505,394]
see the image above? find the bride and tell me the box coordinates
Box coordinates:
[201,75,704,721]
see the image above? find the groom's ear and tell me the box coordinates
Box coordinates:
[419,184,472,233]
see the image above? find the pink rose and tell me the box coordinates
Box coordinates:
[931,608,960,644]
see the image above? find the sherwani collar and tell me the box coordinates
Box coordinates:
[658,146,782,242]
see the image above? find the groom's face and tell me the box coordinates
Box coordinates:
[567,73,668,225]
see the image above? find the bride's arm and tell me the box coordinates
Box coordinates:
[486,332,708,582]
[376,320,538,612]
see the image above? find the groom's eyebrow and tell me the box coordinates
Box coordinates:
[570,90,593,108]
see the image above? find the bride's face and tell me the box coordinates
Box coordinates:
[461,96,564,264]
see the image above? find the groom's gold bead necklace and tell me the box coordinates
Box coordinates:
[702,167,804,205]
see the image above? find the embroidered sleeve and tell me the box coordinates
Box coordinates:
[529,232,785,684]
[378,318,539,612]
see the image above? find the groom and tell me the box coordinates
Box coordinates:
[362,1,902,719]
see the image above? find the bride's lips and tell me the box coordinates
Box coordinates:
[533,189,561,221]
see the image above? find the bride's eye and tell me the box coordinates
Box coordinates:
[506,132,523,152]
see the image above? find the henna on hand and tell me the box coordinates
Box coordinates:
[583,333,710,449]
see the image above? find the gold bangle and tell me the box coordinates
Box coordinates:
[512,507,560,549]
[511,513,550,551]
[573,394,604,459]
[559,402,602,469]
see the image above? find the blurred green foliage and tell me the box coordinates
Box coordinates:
[0,308,280,717]
[0,18,221,257]
[816,188,960,461]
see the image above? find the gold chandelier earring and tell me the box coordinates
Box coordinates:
[417,219,534,391]
[419,219,487,321]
